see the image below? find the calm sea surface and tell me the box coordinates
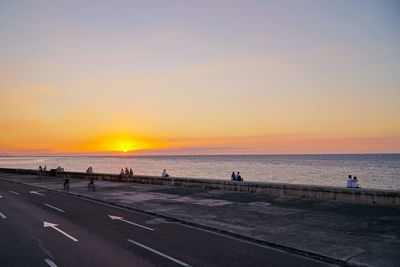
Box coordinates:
[0,154,399,190]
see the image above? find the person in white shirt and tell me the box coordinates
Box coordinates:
[162,169,169,177]
[235,172,243,181]
[352,176,360,188]
[346,175,353,188]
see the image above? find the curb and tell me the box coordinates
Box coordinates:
[1,176,362,267]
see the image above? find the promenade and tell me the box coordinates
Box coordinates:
[1,172,399,267]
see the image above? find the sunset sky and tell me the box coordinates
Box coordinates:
[0,0,399,155]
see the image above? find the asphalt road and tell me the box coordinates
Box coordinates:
[0,179,333,267]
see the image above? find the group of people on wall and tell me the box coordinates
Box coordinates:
[347,175,361,188]
[118,168,170,178]
[86,166,93,174]
[119,167,134,178]
[231,171,243,181]
[38,165,63,178]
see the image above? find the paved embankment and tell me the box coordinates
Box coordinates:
[1,168,399,206]
[1,171,399,267]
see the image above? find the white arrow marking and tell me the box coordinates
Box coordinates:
[44,258,58,267]
[0,212,6,219]
[9,191,20,195]
[127,239,190,267]
[44,203,65,213]
[30,191,45,196]
[43,221,78,242]
[109,215,154,231]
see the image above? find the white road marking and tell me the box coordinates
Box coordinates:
[127,239,190,267]
[44,203,65,213]
[43,221,78,242]
[0,212,6,219]
[109,215,154,231]
[0,195,3,198]
[44,258,58,267]
[30,191,45,196]
[9,191,20,195]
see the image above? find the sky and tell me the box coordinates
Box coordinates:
[0,0,399,155]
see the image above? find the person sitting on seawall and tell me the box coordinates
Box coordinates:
[346,175,353,188]
[38,166,42,178]
[162,169,169,177]
[129,168,134,177]
[235,172,243,181]
[43,165,47,171]
[352,176,361,188]
[124,167,130,178]
[119,168,124,179]
[231,172,236,181]
[56,165,64,172]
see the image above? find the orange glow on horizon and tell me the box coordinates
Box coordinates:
[0,131,399,155]
[75,134,165,154]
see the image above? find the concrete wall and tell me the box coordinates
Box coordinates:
[1,167,399,206]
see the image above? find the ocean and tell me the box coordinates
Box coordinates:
[0,154,399,190]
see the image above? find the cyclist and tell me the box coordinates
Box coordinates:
[63,174,70,190]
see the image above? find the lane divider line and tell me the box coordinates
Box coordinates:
[9,191,20,195]
[109,215,154,231]
[0,212,6,219]
[44,259,58,267]
[0,195,3,198]
[44,203,65,213]
[127,239,190,267]
[30,191,45,196]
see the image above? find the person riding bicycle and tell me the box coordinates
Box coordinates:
[88,175,95,191]
[63,174,70,190]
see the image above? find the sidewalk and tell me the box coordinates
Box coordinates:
[1,172,399,267]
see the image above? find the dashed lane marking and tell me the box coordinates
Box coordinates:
[30,191,45,196]
[0,212,6,219]
[9,191,20,195]
[127,239,190,267]
[44,203,65,213]
[44,258,58,267]
[109,215,154,231]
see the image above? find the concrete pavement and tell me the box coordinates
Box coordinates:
[1,172,399,266]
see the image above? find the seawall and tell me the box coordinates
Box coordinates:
[1,167,399,206]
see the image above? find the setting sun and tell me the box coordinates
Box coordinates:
[73,133,165,154]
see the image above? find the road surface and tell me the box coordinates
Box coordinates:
[0,179,333,267]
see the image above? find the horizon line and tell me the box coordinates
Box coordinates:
[1,152,399,157]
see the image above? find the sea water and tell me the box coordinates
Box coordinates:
[0,154,399,190]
